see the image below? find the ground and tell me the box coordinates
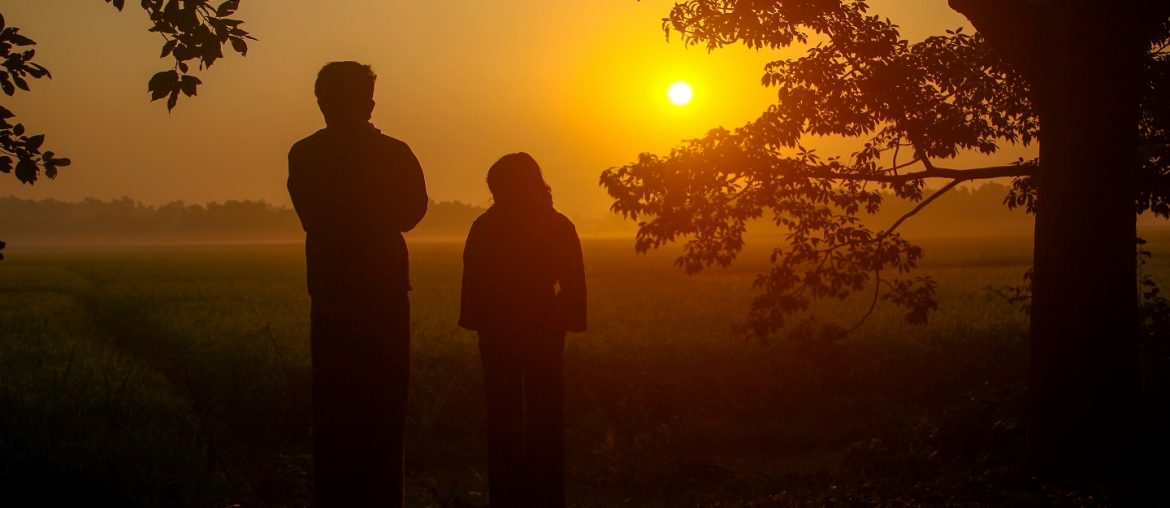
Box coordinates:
[1,233,1166,507]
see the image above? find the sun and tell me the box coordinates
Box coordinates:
[667,81,693,106]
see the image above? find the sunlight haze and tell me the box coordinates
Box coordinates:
[1,0,978,219]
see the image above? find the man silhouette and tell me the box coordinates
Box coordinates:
[287,61,427,507]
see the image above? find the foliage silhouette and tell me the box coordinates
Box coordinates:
[0,1,253,187]
[0,13,69,186]
[602,0,1170,482]
[604,1,1168,335]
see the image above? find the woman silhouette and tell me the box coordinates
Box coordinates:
[459,152,586,508]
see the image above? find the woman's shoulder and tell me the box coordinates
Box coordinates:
[550,210,577,231]
[467,206,508,235]
[470,206,575,232]
[471,205,501,224]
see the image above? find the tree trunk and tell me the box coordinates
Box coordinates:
[952,1,1149,481]
[1028,12,1143,478]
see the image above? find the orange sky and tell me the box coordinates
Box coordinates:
[1,1,992,219]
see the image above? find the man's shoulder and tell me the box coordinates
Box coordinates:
[373,132,414,154]
[288,129,329,158]
[289,128,412,156]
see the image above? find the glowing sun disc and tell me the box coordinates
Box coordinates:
[667,81,693,106]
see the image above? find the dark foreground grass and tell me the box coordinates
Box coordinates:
[1,235,1167,507]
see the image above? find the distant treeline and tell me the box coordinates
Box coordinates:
[2,183,1165,246]
[0,197,484,245]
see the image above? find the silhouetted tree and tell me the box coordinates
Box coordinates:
[0,1,253,186]
[601,0,1170,482]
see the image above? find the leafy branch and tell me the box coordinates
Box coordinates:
[105,0,256,111]
[0,1,254,186]
[0,13,69,185]
[602,1,1040,341]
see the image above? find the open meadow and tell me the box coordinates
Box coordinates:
[2,233,1167,507]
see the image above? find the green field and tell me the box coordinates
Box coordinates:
[1,235,1166,507]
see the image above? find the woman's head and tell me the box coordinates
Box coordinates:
[487,152,553,210]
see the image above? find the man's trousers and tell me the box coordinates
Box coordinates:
[311,293,411,508]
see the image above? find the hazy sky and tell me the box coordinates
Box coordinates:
[1,1,985,218]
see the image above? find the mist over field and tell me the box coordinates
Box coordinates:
[11,182,1164,249]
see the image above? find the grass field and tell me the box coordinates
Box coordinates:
[1,234,1167,507]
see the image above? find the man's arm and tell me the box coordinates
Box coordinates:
[392,143,428,233]
[287,144,322,233]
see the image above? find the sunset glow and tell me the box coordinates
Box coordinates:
[667,81,694,106]
[0,0,983,220]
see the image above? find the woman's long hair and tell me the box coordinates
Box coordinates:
[486,152,553,211]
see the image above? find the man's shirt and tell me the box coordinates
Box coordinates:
[288,123,428,300]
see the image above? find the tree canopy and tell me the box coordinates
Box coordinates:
[601,0,1169,339]
[0,0,254,186]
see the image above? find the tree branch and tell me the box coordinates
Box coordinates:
[844,269,883,335]
[811,164,1034,184]
[879,178,963,239]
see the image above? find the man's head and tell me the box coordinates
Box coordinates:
[315,61,376,127]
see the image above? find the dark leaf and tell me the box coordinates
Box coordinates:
[179,74,201,96]
[25,63,48,79]
[230,36,248,55]
[8,33,35,46]
[148,70,178,100]
[166,90,179,111]
[15,158,36,183]
[0,156,11,173]
[149,21,177,34]
[201,42,223,68]
[172,43,195,61]
[161,39,178,58]
[27,63,51,79]
[26,134,44,151]
[217,0,239,17]
[148,69,178,89]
